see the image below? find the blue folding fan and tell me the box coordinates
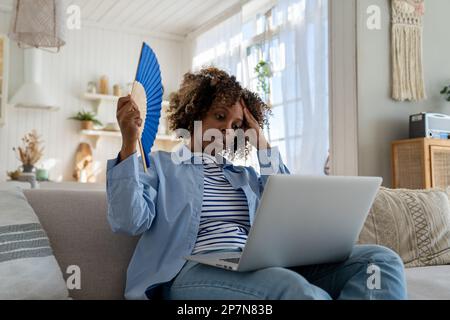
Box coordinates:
[131,42,163,172]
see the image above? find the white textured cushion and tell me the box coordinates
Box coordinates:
[358,187,450,268]
[0,187,69,299]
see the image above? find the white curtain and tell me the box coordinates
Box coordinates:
[191,0,329,174]
[192,13,243,82]
[273,0,329,174]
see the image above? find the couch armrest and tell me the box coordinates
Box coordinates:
[24,189,138,300]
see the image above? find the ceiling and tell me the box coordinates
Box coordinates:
[0,0,246,41]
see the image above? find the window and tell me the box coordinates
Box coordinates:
[192,0,329,174]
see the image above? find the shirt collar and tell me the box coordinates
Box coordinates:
[173,143,240,170]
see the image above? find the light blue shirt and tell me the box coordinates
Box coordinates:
[106,144,290,299]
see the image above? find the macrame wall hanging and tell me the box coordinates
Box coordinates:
[391,0,426,101]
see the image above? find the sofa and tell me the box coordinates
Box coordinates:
[21,188,450,300]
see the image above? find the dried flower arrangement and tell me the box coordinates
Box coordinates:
[13,130,44,172]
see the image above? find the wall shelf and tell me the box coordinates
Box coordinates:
[80,92,176,150]
[83,92,120,102]
[81,92,170,116]
[80,129,181,148]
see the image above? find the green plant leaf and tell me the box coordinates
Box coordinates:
[68,110,101,122]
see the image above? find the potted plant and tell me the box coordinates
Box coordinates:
[440,85,450,101]
[69,110,102,130]
[254,60,272,106]
[12,129,44,173]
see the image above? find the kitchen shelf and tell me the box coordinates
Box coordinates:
[83,92,170,104]
[80,129,181,148]
[83,92,120,102]
[82,92,169,114]
[80,91,174,150]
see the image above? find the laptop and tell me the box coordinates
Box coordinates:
[184,175,382,272]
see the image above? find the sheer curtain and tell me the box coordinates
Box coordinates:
[272,0,329,174]
[192,13,243,81]
[191,0,329,174]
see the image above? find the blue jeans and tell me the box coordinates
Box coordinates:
[161,245,407,300]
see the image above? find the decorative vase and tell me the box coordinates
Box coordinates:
[36,168,49,181]
[113,84,122,96]
[81,120,93,130]
[22,164,34,173]
[99,75,109,95]
[87,81,97,94]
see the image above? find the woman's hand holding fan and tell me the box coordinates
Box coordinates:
[115,42,163,169]
[116,95,142,162]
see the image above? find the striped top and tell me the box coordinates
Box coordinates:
[191,153,250,255]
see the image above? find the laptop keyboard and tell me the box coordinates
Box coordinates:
[220,257,240,264]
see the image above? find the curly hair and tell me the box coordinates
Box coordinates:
[167,67,271,159]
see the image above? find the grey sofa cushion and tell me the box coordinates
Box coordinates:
[0,187,69,299]
[405,265,450,300]
[24,189,138,300]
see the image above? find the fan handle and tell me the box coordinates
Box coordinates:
[137,138,148,173]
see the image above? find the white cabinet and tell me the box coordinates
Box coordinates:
[0,34,9,126]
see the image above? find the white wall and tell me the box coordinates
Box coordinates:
[357,0,450,187]
[0,11,188,183]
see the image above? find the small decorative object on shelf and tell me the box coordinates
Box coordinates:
[87,81,97,94]
[158,101,169,135]
[36,168,49,181]
[7,169,21,180]
[12,129,44,173]
[99,75,109,95]
[113,84,122,97]
[73,142,96,183]
[68,110,103,130]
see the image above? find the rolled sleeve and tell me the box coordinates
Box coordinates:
[106,152,140,180]
[106,151,158,236]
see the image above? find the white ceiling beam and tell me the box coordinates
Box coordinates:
[0,0,251,42]
[114,0,149,26]
[88,0,118,22]
[82,20,185,42]
[124,0,159,28]
[144,0,181,30]
[133,0,171,28]
[166,0,208,32]
[95,0,129,24]
[152,0,202,33]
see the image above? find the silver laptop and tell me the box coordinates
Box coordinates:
[184,175,382,272]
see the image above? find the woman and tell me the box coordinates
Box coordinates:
[107,67,407,300]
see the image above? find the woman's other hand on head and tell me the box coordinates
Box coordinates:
[241,99,270,150]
